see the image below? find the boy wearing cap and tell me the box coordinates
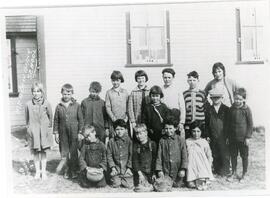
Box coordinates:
[205,88,230,176]
[183,71,206,138]
[78,125,107,188]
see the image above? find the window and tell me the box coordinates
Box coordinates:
[6,15,37,97]
[236,7,264,64]
[126,10,171,67]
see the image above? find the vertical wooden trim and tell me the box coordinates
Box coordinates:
[126,12,132,65]
[166,10,171,64]
[10,37,18,94]
[36,16,47,98]
[235,8,241,62]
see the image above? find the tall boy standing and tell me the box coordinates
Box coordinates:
[183,71,206,138]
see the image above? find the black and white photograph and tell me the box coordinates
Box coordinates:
[0,0,269,197]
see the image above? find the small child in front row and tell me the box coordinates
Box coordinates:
[81,81,109,143]
[227,88,253,182]
[78,125,107,188]
[106,119,133,188]
[132,124,157,192]
[53,83,84,179]
[141,85,170,144]
[155,117,188,190]
[25,82,53,180]
[186,121,214,190]
[105,71,129,138]
[183,71,206,139]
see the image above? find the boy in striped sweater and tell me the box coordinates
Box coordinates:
[183,71,206,139]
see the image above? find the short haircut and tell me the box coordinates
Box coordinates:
[134,124,148,134]
[187,71,199,79]
[61,83,74,94]
[162,68,175,77]
[149,85,164,98]
[113,119,127,129]
[111,70,124,83]
[234,87,247,99]
[189,120,204,134]
[212,62,226,77]
[89,81,102,93]
[135,70,148,82]
[83,124,96,137]
[31,82,45,95]
[163,116,179,128]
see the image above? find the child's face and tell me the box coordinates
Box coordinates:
[61,90,73,102]
[191,127,201,140]
[164,124,176,137]
[136,76,146,87]
[135,129,148,143]
[187,76,199,89]
[213,68,224,80]
[234,94,245,107]
[32,88,42,100]
[210,96,223,105]
[89,88,99,97]
[85,128,97,142]
[150,94,161,105]
[162,72,174,86]
[115,126,127,138]
[112,79,121,89]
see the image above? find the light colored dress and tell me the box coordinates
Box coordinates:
[186,138,214,182]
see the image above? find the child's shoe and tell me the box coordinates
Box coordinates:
[226,172,238,182]
[34,171,41,179]
[187,181,196,188]
[42,171,48,180]
[70,171,78,179]
[239,172,247,183]
[63,169,70,179]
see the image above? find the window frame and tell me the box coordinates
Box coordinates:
[235,8,264,65]
[125,10,172,67]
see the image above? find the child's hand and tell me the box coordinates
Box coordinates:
[78,133,84,141]
[125,168,133,176]
[245,138,250,146]
[178,170,185,178]
[105,129,110,137]
[226,139,229,145]
[110,167,118,176]
[151,174,157,182]
[54,133,59,144]
[178,123,184,132]
[206,137,211,143]
[158,171,164,178]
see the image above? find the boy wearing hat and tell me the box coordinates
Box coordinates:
[78,125,107,188]
[205,88,230,176]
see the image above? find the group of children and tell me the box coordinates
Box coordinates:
[25,63,253,192]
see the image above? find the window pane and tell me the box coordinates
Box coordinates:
[6,39,13,92]
[148,27,166,63]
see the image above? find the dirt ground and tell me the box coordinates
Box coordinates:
[11,126,265,194]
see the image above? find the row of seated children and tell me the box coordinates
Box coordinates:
[77,118,213,191]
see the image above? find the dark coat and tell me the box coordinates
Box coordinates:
[81,96,108,142]
[53,98,84,156]
[228,104,253,142]
[141,103,170,143]
[156,134,188,181]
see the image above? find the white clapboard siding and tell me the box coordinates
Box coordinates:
[3,0,269,127]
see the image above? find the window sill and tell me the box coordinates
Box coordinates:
[125,63,173,68]
[236,61,264,65]
[9,92,19,97]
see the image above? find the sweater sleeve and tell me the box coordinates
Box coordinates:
[53,105,59,134]
[78,145,87,171]
[132,143,140,172]
[245,106,254,139]
[25,103,29,126]
[99,143,107,171]
[126,139,133,169]
[204,140,213,165]
[128,92,136,123]
[46,102,53,128]
[155,141,163,171]
[106,140,116,169]
[77,104,84,132]
[178,92,186,124]
[180,137,188,169]
[105,91,116,122]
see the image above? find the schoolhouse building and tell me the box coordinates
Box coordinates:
[0,0,269,128]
